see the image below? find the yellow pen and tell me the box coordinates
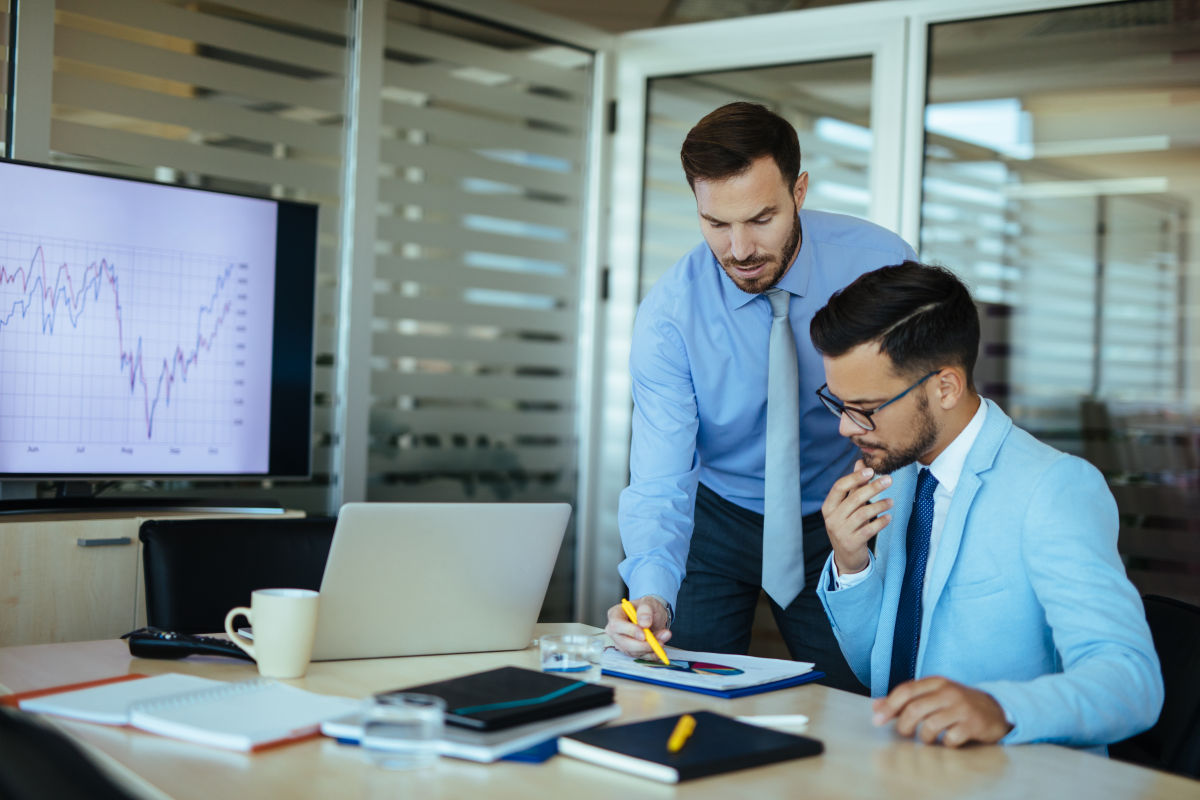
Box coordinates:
[667,714,696,753]
[620,597,670,666]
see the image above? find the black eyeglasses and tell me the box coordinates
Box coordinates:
[815,371,938,432]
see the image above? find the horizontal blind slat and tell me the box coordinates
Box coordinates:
[379,179,578,230]
[369,447,573,473]
[222,0,348,35]
[372,331,574,368]
[380,139,574,197]
[53,74,342,156]
[382,102,579,161]
[58,0,346,75]
[376,408,574,436]
[377,217,575,264]
[374,256,574,296]
[51,121,342,196]
[383,61,581,130]
[371,371,572,403]
[386,19,587,94]
[374,295,575,334]
[54,26,343,113]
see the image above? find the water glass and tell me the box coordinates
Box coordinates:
[360,692,445,770]
[539,633,605,682]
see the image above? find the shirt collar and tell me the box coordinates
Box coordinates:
[927,398,988,495]
[723,210,813,310]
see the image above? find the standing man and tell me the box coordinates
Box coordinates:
[811,261,1161,747]
[604,102,915,693]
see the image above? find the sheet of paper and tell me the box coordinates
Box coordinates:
[600,646,813,691]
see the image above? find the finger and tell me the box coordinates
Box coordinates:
[848,494,893,526]
[915,708,961,745]
[873,677,945,723]
[823,466,877,515]
[894,686,955,739]
[657,629,672,644]
[635,601,655,628]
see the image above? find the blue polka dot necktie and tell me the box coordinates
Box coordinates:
[889,468,938,691]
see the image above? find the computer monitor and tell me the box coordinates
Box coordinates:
[0,158,318,484]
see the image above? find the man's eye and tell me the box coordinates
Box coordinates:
[753,217,771,225]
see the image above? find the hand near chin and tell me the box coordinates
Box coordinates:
[821,459,894,575]
[872,676,1014,747]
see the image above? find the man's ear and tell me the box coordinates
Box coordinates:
[933,366,968,411]
[793,172,809,209]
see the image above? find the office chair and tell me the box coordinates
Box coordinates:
[139,516,336,635]
[0,705,139,800]
[1108,594,1200,778]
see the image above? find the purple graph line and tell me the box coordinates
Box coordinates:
[0,245,237,439]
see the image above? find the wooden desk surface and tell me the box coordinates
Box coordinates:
[1,625,1194,800]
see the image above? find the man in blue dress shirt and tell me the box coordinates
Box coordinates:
[604,102,915,693]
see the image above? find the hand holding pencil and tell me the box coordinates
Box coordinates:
[604,596,673,661]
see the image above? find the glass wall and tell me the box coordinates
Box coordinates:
[369,2,595,618]
[920,0,1199,605]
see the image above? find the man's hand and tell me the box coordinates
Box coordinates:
[821,459,893,575]
[872,676,1014,747]
[604,595,672,657]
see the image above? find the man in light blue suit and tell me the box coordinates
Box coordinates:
[808,261,1162,749]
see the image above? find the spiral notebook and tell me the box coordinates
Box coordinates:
[16,673,357,752]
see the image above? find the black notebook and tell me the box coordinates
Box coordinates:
[383,666,614,732]
[558,710,823,783]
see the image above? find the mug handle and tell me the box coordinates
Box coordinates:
[224,607,256,660]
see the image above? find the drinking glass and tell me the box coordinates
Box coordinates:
[539,633,605,682]
[360,692,445,770]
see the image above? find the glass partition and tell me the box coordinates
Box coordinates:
[920,0,1200,605]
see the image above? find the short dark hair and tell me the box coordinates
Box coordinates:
[810,261,980,386]
[680,102,800,190]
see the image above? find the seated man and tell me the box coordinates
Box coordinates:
[808,261,1162,749]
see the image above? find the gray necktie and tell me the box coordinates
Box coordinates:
[762,288,805,608]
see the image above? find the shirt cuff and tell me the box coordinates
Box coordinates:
[831,557,873,590]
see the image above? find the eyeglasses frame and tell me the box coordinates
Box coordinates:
[815,370,939,432]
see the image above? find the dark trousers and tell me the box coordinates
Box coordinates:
[669,483,865,695]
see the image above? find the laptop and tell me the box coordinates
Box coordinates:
[309,502,571,661]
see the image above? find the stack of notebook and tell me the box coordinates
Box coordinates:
[320,666,619,762]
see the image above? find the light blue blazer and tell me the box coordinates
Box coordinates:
[817,399,1163,748]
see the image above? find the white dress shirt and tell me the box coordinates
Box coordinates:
[834,397,988,599]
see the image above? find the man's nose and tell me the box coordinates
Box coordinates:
[838,412,865,438]
[729,226,755,261]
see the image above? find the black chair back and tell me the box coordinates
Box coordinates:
[1109,594,1200,778]
[139,517,336,634]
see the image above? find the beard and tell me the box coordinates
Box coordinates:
[717,209,802,294]
[851,392,939,475]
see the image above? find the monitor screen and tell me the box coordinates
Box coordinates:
[0,159,317,480]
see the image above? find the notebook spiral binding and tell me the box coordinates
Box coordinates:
[127,678,274,714]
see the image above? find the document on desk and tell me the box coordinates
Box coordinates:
[15,672,357,751]
[600,646,822,697]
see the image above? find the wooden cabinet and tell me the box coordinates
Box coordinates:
[0,511,303,646]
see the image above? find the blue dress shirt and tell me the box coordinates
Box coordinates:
[617,208,917,608]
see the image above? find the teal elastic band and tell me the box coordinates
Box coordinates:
[452,681,587,716]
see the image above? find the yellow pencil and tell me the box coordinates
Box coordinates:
[620,597,670,666]
[667,714,696,752]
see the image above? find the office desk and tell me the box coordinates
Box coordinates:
[1,625,1193,800]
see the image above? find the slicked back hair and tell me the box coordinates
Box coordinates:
[810,261,980,387]
[680,101,800,190]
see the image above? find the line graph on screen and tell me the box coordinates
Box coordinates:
[0,232,270,472]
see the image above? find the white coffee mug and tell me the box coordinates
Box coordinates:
[224,588,319,679]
